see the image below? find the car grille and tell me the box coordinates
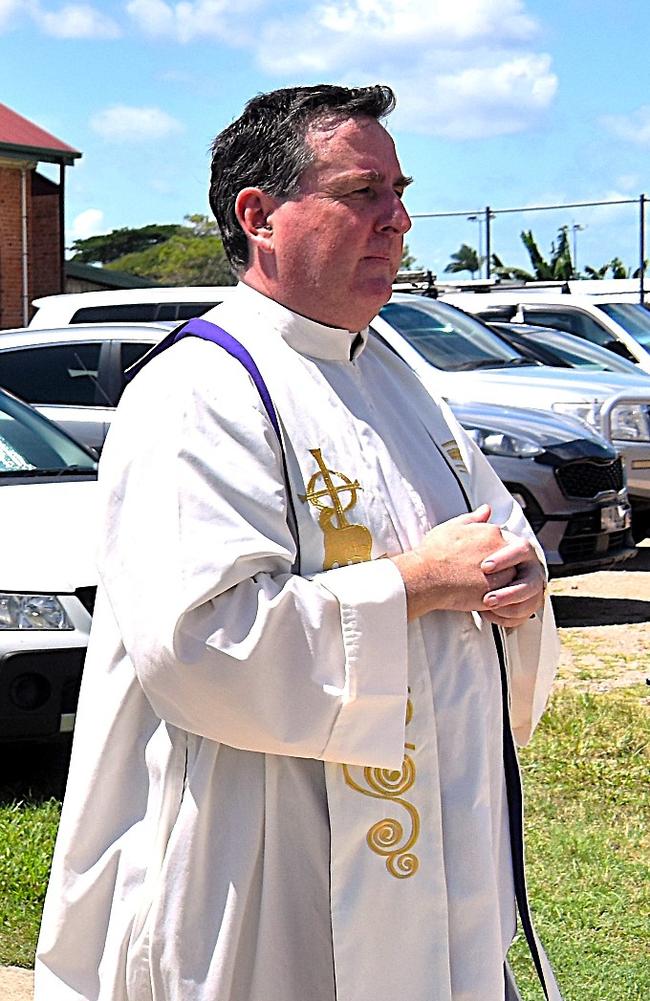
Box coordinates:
[558,504,630,563]
[559,530,628,562]
[556,458,624,499]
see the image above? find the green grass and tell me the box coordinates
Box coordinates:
[0,690,647,1000]
[510,686,649,1000]
[0,798,60,966]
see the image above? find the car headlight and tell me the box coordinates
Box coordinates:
[552,400,650,441]
[466,428,543,457]
[0,594,73,630]
[609,404,650,442]
[551,400,602,432]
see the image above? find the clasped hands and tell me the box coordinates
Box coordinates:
[391,503,546,628]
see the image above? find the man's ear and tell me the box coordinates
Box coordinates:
[235,188,278,255]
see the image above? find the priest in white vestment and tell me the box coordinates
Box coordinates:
[35,84,562,1001]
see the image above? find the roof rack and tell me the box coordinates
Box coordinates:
[392,272,575,297]
[392,269,438,296]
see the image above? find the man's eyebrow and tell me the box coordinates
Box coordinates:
[330,169,414,189]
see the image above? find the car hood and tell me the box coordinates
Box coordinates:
[431,366,650,406]
[0,479,98,592]
[446,364,650,398]
[448,400,611,450]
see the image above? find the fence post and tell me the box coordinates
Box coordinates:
[485,206,492,279]
[640,193,646,304]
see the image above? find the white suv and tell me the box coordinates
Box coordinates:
[29,286,236,328]
[443,287,650,373]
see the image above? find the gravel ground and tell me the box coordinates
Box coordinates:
[3,544,648,1000]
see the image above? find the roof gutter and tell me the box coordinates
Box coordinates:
[21,167,29,326]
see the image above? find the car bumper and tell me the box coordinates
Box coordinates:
[0,592,92,740]
[491,447,634,575]
[617,440,650,501]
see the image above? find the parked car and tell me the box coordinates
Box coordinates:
[486,321,647,375]
[1,295,638,573]
[442,287,650,372]
[0,322,173,452]
[0,387,98,740]
[29,286,236,327]
[371,295,650,540]
[445,399,633,576]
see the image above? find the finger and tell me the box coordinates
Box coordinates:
[482,567,517,592]
[480,538,532,574]
[482,578,544,610]
[482,609,536,629]
[454,503,492,526]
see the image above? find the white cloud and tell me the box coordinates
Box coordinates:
[90,105,184,142]
[70,207,104,240]
[257,0,540,72]
[250,0,556,139]
[125,0,256,43]
[602,106,650,145]
[0,0,19,29]
[30,2,122,38]
[0,0,21,30]
[394,54,557,139]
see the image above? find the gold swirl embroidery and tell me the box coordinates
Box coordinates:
[342,698,420,879]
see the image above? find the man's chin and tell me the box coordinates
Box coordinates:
[355,276,394,316]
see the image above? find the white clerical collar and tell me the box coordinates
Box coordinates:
[231,282,369,362]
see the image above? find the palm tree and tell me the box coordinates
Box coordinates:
[444,243,483,278]
[490,252,534,281]
[490,227,575,281]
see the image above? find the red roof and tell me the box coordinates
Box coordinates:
[0,103,81,163]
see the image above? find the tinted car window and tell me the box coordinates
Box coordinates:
[523,308,612,346]
[0,391,96,474]
[175,302,219,320]
[71,304,158,322]
[121,342,155,374]
[597,302,650,347]
[0,344,103,405]
[381,300,523,371]
[70,301,220,323]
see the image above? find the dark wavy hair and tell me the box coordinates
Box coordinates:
[209,84,396,272]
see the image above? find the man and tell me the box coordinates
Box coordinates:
[36,85,560,1001]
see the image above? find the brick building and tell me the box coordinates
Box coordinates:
[0,104,81,329]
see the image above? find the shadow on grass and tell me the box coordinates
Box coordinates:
[0,737,72,805]
[551,593,650,627]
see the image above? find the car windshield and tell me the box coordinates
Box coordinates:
[0,391,97,478]
[380,299,530,372]
[542,335,641,373]
[596,302,650,347]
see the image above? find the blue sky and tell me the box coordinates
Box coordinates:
[2,0,650,278]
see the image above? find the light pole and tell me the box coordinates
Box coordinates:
[467,215,483,277]
[571,223,586,277]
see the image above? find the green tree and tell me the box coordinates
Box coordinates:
[582,257,648,279]
[401,243,417,269]
[490,253,534,281]
[70,223,183,264]
[491,227,575,281]
[105,215,235,286]
[519,226,574,280]
[583,263,610,279]
[444,243,483,278]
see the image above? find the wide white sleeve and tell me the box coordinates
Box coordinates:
[440,401,560,744]
[97,345,408,769]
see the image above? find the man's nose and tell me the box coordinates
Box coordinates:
[377,193,412,234]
